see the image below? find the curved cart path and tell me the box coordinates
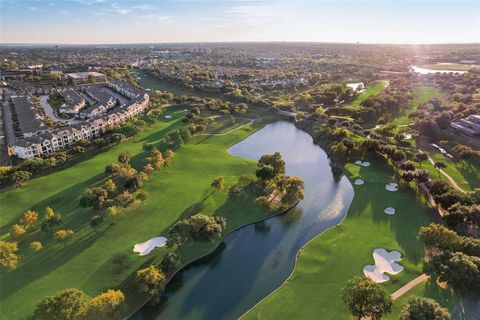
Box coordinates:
[428,156,467,194]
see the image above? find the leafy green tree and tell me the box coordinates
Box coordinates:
[281,176,305,207]
[80,187,108,209]
[133,190,147,203]
[117,151,131,165]
[90,215,104,231]
[415,153,428,167]
[33,288,90,320]
[41,207,62,235]
[211,176,224,193]
[434,161,447,178]
[11,170,32,188]
[399,296,451,320]
[423,251,480,293]
[256,152,286,182]
[341,276,392,320]
[160,252,180,273]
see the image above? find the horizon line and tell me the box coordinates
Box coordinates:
[2,41,480,47]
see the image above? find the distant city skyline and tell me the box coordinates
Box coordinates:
[1,0,479,44]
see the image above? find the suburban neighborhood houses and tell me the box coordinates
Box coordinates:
[2,78,149,159]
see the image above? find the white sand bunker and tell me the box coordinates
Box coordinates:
[363,248,404,283]
[133,237,167,256]
[354,160,371,167]
[354,179,365,185]
[165,115,172,119]
[384,207,396,215]
[385,182,398,192]
[403,133,413,140]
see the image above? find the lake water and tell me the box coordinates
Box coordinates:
[411,65,468,75]
[132,121,354,320]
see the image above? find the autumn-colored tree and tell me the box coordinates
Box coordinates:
[54,229,75,246]
[143,163,155,175]
[29,241,43,252]
[117,166,137,181]
[0,241,20,270]
[41,207,62,235]
[11,224,26,240]
[136,265,166,298]
[164,149,175,166]
[88,289,125,319]
[103,179,117,195]
[148,148,165,169]
[106,206,119,222]
[21,210,39,231]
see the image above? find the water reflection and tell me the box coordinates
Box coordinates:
[133,121,354,320]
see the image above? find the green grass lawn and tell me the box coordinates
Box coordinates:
[385,281,457,320]
[342,81,386,111]
[0,108,275,319]
[422,152,480,192]
[391,86,441,126]
[242,158,455,320]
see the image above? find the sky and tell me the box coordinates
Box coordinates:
[0,0,479,44]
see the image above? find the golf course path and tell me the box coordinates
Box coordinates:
[197,119,256,136]
[391,274,430,300]
[428,156,467,194]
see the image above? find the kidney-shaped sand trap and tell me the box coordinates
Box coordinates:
[354,179,365,185]
[133,237,167,256]
[385,182,398,192]
[384,207,396,215]
[363,248,404,283]
[354,160,371,167]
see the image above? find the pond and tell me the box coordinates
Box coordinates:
[132,121,354,320]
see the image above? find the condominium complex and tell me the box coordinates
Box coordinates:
[4,80,149,159]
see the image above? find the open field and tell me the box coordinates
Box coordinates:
[391,86,442,126]
[0,107,278,319]
[342,81,386,111]
[242,158,456,320]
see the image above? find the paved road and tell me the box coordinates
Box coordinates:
[39,95,63,121]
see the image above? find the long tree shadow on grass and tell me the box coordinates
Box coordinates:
[349,155,431,264]
[0,230,103,302]
[139,118,184,144]
[0,172,105,236]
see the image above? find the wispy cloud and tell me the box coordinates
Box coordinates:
[144,14,175,23]
[72,0,106,5]
[29,6,40,11]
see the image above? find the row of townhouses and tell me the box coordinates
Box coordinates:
[6,81,150,159]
